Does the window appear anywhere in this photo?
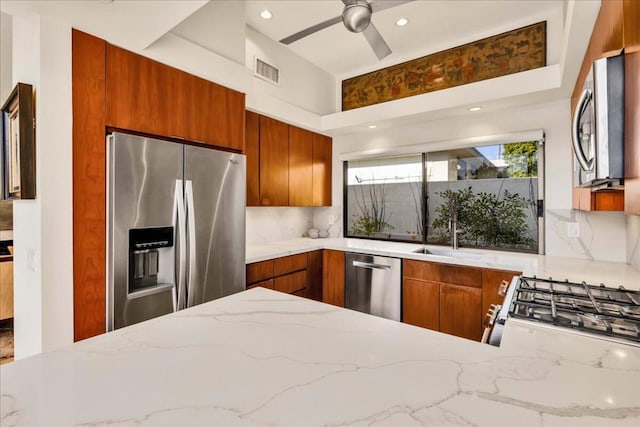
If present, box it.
[344,141,542,253]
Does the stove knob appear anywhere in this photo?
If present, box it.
[498,280,510,296]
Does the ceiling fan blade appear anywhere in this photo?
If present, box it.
[370,0,415,14]
[279,15,344,45]
[362,22,392,59]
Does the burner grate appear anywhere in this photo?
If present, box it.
[509,276,640,343]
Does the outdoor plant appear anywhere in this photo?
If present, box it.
[432,186,535,250]
[349,183,394,236]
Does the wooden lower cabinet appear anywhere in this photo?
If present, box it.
[403,259,520,342]
[439,284,482,341]
[402,278,439,331]
[307,250,323,301]
[247,278,274,290]
[322,250,345,307]
[274,270,307,294]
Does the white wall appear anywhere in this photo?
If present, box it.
[245,26,336,116]
[0,12,12,103]
[11,15,73,359]
[329,99,629,263]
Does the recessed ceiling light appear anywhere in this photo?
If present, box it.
[395,18,409,27]
[368,125,377,129]
[468,106,483,112]
[260,10,273,19]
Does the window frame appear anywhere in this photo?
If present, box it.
[343,140,545,254]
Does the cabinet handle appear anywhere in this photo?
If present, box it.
[352,261,391,270]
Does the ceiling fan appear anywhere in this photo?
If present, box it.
[279,0,414,60]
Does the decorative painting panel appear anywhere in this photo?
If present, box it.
[342,21,546,111]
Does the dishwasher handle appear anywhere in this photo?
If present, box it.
[352,260,392,271]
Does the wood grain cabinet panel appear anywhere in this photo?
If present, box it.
[289,126,314,206]
[184,74,245,151]
[106,44,186,138]
[274,270,307,294]
[625,50,640,215]
[246,260,274,285]
[403,278,439,331]
[72,29,107,341]
[0,261,14,320]
[307,250,323,302]
[273,253,308,276]
[312,133,332,207]
[403,260,481,288]
[247,279,274,290]
[440,283,482,341]
[259,116,289,206]
[323,250,345,307]
[245,111,260,206]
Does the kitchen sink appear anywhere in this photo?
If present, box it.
[412,247,483,260]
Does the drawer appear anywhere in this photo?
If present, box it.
[292,287,308,298]
[273,253,307,276]
[404,259,482,288]
[274,270,307,294]
[247,260,274,284]
[246,278,274,290]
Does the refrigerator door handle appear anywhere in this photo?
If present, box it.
[175,180,187,311]
[185,180,197,307]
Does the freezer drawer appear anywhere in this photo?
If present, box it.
[345,253,401,321]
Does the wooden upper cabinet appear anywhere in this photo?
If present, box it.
[106,44,244,151]
[245,111,260,206]
[184,74,245,151]
[259,116,289,206]
[312,133,332,207]
[289,126,314,206]
[106,44,186,138]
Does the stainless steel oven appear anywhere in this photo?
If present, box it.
[345,253,401,321]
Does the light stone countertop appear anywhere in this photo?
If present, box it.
[247,238,640,289]
[1,287,638,426]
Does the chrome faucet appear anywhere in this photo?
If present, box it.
[448,198,464,250]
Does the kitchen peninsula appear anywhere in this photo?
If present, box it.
[1,287,638,426]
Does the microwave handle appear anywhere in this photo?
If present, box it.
[571,88,594,172]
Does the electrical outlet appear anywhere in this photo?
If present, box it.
[328,215,335,225]
[567,222,580,238]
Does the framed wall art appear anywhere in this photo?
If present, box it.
[1,82,35,199]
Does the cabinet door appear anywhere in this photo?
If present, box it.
[307,250,323,302]
[246,259,274,285]
[312,133,332,207]
[625,50,640,215]
[106,44,187,139]
[247,279,274,290]
[440,283,482,341]
[402,278,439,331]
[259,116,289,206]
[185,74,245,151]
[245,111,260,206]
[274,270,307,294]
[289,126,313,206]
[323,250,345,307]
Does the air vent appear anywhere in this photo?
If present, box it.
[254,57,280,85]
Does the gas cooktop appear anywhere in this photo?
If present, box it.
[508,276,640,345]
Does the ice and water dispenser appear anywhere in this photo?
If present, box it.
[128,227,174,293]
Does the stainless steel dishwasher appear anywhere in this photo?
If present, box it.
[344,253,402,321]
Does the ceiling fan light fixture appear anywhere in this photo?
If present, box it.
[342,0,372,33]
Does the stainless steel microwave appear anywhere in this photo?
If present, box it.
[571,53,624,187]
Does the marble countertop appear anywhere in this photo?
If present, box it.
[1,288,638,426]
[247,238,640,289]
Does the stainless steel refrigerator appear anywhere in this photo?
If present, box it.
[107,132,246,331]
